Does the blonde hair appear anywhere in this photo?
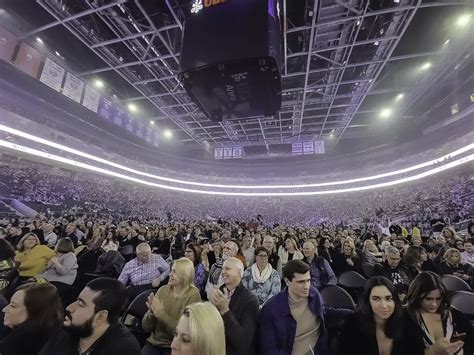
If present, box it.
[172,258,195,288]
[441,227,457,240]
[17,232,40,252]
[443,248,461,265]
[285,237,300,251]
[342,239,357,258]
[182,302,225,355]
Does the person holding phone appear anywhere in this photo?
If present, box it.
[403,271,473,355]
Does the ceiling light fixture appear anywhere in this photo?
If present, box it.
[127,103,138,113]
[379,108,392,118]
[93,79,104,89]
[36,37,43,44]
[164,129,173,139]
[150,120,155,125]
[456,14,472,27]
[55,51,61,57]
[420,62,432,71]
[395,93,405,102]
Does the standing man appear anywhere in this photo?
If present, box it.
[259,260,351,355]
[209,257,259,355]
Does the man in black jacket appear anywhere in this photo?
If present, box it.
[208,257,259,355]
[39,278,140,355]
[375,246,410,300]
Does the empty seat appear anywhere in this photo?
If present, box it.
[338,271,367,289]
[362,262,376,277]
[121,289,153,347]
[320,285,356,310]
[441,274,472,293]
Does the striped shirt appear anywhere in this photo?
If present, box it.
[118,254,170,286]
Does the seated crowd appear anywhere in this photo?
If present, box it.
[0,210,473,355]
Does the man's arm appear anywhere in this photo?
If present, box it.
[156,255,170,282]
[259,303,283,354]
[118,261,131,285]
[324,259,337,285]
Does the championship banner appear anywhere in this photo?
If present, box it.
[214,147,224,159]
[62,72,84,103]
[98,96,113,121]
[232,146,242,158]
[223,147,233,159]
[112,105,126,126]
[303,141,314,155]
[314,140,325,154]
[292,142,303,155]
[82,85,100,112]
[0,27,18,62]
[39,57,65,92]
[14,42,43,78]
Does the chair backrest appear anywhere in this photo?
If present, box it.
[441,274,472,293]
[120,244,135,256]
[338,271,367,289]
[362,263,376,277]
[450,291,474,316]
[122,289,152,322]
[320,285,356,310]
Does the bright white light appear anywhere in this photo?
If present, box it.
[191,0,203,14]
[456,14,472,27]
[164,130,173,139]
[128,103,138,113]
[443,39,450,46]
[36,37,43,44]
[395,93,405,102]
[93,80,104,89]
[374,41,380,46]
[356,20,361,26]
[150,120,155,125]
[0,124,472,190]
[55,51,60,57]
[0,139,471,196]
[420,62,432,71]
[380,108,392,118]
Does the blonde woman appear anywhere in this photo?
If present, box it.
[15,232,54,279]
[362,239,383,266]
[142,258,201,355]
[277,237,303,275]
[439,248,473,283]
[333,239,364,276]
[171,302,225,355]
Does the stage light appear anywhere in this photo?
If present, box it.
[164,130,173,139]
[420,62,432,71]
[380,108,392,118]
[0,124,472,190]
[128,103,138,113]
[443,39,450,46]
[36,37,43,44]
[0,139,472,196]
[55,51,61,57]
[150,120,155,125]
[93,80,104,89]
[456,14,472,27]
[395,93,404,102]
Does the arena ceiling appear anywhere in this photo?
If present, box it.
[1,0,473,157]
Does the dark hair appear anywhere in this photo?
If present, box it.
[254,246,269,257]
[56,238,74,253]
[405,271,449,320]
[283,260,310,281]
[186,242,202,266]
[0,239,16,259]
[16,283,63,331]
[403,246,426,267]
[86,278,128,324]
[357,276,403,339]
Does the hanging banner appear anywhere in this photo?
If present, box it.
[223,147,233,159]
[214,147,224,159]
[14,42,42,78]
[292,142,303,155]
[232,146,242,158]
[62,72,84,103]
[82,85,100,112]
[112,105,126,126]
[303,141,314,155]
[98,96,113,121]
[314,140,325,154]
[0,27,18,62]
[39,57,65,92]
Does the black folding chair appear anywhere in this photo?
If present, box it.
[320,285,356,310]
[338,271,367,303]
[441,274,472,293]
[362,262,376,278]
[450,291,474,327]
[121,289,152,347]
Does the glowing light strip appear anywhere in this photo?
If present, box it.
[1,125,472,189]
[1,139,472,196]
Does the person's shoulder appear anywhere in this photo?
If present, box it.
[102,324,141,354]
[261,289,285,310]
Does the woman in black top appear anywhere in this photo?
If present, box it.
[0,283,63,355]
[341,276,405,355]
[318,236,336,265]
[403,271,473,355]
[332,239,365,276]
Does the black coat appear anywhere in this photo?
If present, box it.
[340,313,406,355]
[0,324,58,355]
[39,323,140,355]
[402,309,473,355]
[220,283,259,355]
[332,253,364,276]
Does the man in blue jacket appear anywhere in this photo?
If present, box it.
[259,259,351,355]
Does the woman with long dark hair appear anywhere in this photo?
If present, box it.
[0,283,63,355]
[340,276,405,355]
[403,271,473,355]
